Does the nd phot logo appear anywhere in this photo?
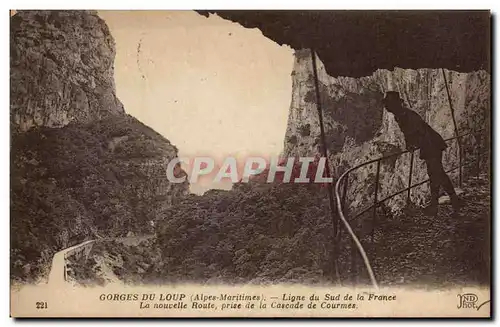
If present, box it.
[457,293,490,311]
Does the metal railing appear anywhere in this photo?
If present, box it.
[333,128,488,288]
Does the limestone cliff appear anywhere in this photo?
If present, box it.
[10,10,188,282]
[10,10,124,132]
[283,49,490,212]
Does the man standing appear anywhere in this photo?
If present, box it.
[382,91,460,216]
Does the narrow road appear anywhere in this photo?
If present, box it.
[46,235,155,286]
[46,240,95,286]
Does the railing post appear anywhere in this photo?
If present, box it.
[442,69,462,187]
[476,132,481,178]
[371,160,381,243]
[342,174,349,213]
[342,174,349,209]
[407,150,415,206]
[458,137,463,187]
[310,49,340,283]
[334,129,480,289]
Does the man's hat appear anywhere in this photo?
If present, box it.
[383,91,402,104]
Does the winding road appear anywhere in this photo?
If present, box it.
[46,234,155,286]
[46,240,95,286]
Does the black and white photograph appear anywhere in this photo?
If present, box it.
[9,9,491,318]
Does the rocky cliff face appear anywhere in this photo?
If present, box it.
[284,49,490,212]
[10,10,188,282]
[10,10,124,132]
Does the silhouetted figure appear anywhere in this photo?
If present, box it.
[383,91,460,216]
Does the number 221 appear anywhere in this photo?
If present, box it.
[35,302,47,309]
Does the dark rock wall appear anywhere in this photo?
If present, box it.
[284,49,490,211]
[10,10,124,132]
[10,10,188,282]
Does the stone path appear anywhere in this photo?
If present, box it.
[367,174,491,288]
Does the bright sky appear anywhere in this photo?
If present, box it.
[98,10,294,194]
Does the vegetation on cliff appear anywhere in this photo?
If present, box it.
[151,183,338,284]
[11,115,188,282]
